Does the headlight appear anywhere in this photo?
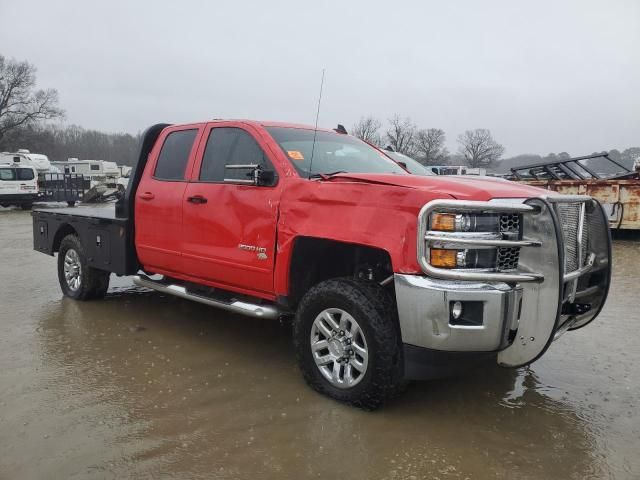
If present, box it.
[430,247,497,269]
[428,212,521,270]
[430,212,501,233]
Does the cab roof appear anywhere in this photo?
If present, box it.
[210,119,336,133]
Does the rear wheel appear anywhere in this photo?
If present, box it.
[20,203,33,210]
[57,234,110,300]
[293,278,403,410]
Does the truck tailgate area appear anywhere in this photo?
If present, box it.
[32,205,134,275]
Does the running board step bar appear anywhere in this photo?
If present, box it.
[132,275,282,319]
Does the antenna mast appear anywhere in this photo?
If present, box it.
[308,68,325,178]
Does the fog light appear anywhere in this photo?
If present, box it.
[451,301,463,320]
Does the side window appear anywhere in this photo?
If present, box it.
[90,164,100,171]
[154,129,198,180]
[17,168,35,180]
[0,169,15,181]
[199,127,271,182]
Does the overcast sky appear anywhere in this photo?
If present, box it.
[1,0,638,156]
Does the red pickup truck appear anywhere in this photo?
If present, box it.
[32,120,611,409]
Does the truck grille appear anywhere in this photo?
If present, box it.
[497,213,521,271]
[555,202,588,273]
[499,213,520,233]
[497,247,520,270]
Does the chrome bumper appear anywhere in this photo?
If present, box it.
[396,196,611,368]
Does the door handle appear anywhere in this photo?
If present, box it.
[139,192,155,200]
[187,195,208,204]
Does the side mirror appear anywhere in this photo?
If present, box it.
[224,164,276,186]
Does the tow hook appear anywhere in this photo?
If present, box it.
[561,302,592,316]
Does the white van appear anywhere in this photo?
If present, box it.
[0,164,39,209]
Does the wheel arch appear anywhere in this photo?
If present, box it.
[286,236,395,308]
[52,223,78,253]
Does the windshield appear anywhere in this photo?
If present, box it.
[266,127,407,177]
[383,151,434,176]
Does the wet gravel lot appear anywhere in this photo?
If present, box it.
[1,208,639,479]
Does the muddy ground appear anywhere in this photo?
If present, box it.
[0,208,638,479]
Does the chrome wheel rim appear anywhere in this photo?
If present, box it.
[310,308,369,389]
[63,249,82,291]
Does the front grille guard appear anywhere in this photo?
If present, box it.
[417,196,611,368]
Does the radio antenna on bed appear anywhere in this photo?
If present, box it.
[308,68,325,179]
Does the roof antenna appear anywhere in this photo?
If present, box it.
[308,68,325,179]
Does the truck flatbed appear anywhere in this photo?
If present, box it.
[32,204,133,276]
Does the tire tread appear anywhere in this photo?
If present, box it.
[293,277,402,410]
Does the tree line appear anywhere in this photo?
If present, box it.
[352,115,640,172]
[0,123,141,165]
[352,115,504,168]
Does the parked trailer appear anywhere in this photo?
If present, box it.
[510,153,640,230]
[1,151,90,206]
[50,159,120,188]
[39,173,90,206]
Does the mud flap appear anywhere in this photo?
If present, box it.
[497,198,564,368]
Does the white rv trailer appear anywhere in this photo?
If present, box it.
[0,150,53,173]
[50,159,121,187]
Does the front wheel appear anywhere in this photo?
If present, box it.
[293,278,403,410]
[57,234,110,300]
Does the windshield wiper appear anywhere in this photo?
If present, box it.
[308,171,347,180]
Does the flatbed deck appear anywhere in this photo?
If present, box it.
[34,204,119,219]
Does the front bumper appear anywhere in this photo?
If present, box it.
[395,275,522,352]
[396,196,611,372]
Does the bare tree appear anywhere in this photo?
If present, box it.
[385,115,416,155]
[0,55,64,142]
[457,129,504,168]
[351,116,382,145]
[414,128,449,165]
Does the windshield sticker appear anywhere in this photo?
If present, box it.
[287,150,304,161]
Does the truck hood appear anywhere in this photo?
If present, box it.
[319,173,551,201]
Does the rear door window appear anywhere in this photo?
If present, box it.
[154,129,198,180]
[199,127,270,182]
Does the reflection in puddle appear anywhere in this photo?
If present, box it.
[26,286,607,478]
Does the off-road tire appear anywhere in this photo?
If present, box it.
[293,278,403,410]
[57,234,110,300]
